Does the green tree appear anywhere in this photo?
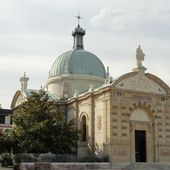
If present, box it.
[0,129,15,153]
[11,90,78,154]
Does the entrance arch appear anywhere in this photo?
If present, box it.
[130,109,154,162]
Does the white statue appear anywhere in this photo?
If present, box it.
[74,90,79,97]
[89,84,94,92]
[136,45,145,68]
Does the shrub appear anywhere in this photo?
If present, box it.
[38,153,56,162]
[0,152,13,167]
[14,153,37,164]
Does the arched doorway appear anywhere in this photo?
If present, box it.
[77,113,89,158]
[130,109,154,162]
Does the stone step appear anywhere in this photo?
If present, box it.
[20,162,170,170]
[123,163,170,170]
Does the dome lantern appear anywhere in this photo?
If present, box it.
[72,13,85,50]
[72,25,85,50]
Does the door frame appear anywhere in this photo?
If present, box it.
[135,130,147,162]
[130,121,154,162]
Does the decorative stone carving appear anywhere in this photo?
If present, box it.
[97,114,102,131]
[136,45,145,68]
[74,90,79,97]
[105,76,113,85]
[133,45,147,72]
[89,84,94,92]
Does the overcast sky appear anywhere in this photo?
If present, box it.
[0,0,170,108]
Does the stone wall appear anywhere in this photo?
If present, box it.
[20,162,170,170]
[20,162,112,170]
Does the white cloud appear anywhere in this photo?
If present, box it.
[90,8,170,38]
[90,9,142,32]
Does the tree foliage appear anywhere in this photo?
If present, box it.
[0,90,78,154]
[0,129,16,153]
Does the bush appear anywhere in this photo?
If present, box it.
[14,153,77,163]
[13,164,20,170]
[78,155,109,162]
[38,153,56,162]
[14,153,37,164]
[0,152,13,167]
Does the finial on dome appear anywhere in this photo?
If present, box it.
[72,12,85,50]
[75,10,82,27]
[24,71,26,78]
[106,66,110,78]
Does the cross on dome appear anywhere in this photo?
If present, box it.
[72,11,85,50]
[75,11,82,26]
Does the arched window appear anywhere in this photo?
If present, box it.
[82,116,87,142]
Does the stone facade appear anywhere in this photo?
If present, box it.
[11,65,170,162]
[67,67,170,162]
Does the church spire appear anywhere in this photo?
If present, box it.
[72,13,85,50]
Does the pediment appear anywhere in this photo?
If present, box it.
[15,94,26,107]
[11,91,27,109]
[11,89,57,109]
[112,71,170,94]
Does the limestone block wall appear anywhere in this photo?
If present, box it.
[154,96,170,162]
[93,91,112,157]
[110,88,170,162]
[110,90,131,162]
[94,99,104,156]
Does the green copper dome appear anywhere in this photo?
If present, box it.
[49,49,106,78]
[49,24,106,79]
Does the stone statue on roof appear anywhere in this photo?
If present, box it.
[136,45,145,68]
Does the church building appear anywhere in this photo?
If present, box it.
[11,22,170,162]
